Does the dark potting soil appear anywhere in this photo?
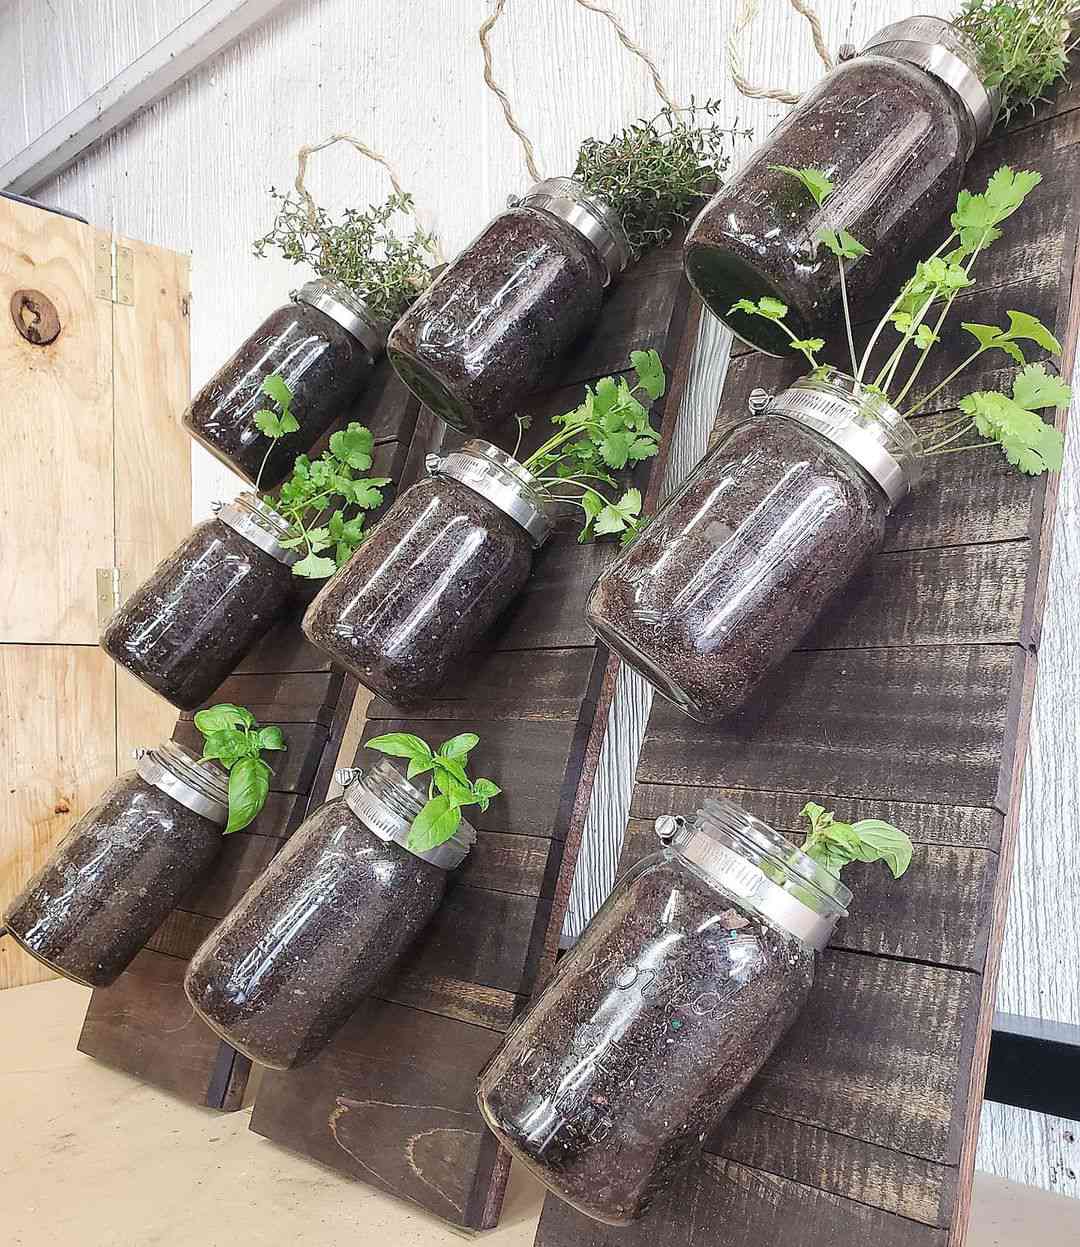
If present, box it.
[101,517,294,711]
[684,56,975,354]
[388,206,606,434]
[184,797,447,1070]
[303,476,534,705]
[182,301,375,488]
[477,853,815,1224]
[3,772,221,988]
[586,417,886,723]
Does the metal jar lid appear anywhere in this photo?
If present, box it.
[518,176,631,286]
[762,380,917,511]
[425,439,553,547]
[216,492,299,566]
[862,15,998,144]
[335,759,477,870]
[292,278,388,361]
[655,799,850,953]
[135,742,230,826]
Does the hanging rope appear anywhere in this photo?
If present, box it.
[728,0,833,105]
[479,0,544,182]
[293,132,444,263]
[571,0,680,111]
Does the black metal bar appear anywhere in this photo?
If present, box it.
[985,1011,1080,1122]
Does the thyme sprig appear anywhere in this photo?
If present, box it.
[254,189,438,323]
[731,165,1069,476]
[575,102,750,261]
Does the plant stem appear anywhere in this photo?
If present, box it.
[902,348,986,419]
[917,422,977,456]
[920,440,996,458]
[837,257,858,378]
[254,438,277,493]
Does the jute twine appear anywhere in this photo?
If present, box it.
[728,0,833,105]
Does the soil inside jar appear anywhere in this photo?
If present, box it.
[685,56,974,354]
[586,416,886,723]
[478,856,814,1224]
[183,301,374,488]
[303,476,533,705]
[101,517,294,711]
[388,207,605,434]
[184,798,447,1069]
[3,773,221,987]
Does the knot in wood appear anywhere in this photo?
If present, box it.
[10,288,61,346]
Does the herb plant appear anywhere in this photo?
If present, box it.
[194,703,286,834]
[575,103,750,260]
[365,732,501,852]
[731,165,1069,476]
[254,373,390,579]
[953,0,1073,123]
[516,349,666,544]
[254,190,438,323]
[799,802,913,879]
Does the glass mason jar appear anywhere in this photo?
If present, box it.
[101,493,298,711]
[684,17,995,354]
[2,744,227,987]
[184,759,475,1069]
[303,440,551,704]
[388,177,629,433]
[478,797,849,1224]
[182,279,386,488]
[586,369,920,722]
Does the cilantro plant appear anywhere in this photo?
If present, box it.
[516,349,666,544]
[953,0,1073,123]
[575,104,750,260]
[194,703,286,834]
[254,190,438,323]
[798,802,913,879]
[365,732,500,852]
[731,165,1069,477]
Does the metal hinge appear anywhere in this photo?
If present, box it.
[94,236,134,306]
[96,567,122,628]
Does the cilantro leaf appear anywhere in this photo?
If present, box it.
[769,164,834,207]
[1012,362,1071,411]
[261,373,294,410]
[1004,310,1061,356]
[329,423,375,471]
[292,550,338,578]
[631,348,666,399]
[816,227,868,260]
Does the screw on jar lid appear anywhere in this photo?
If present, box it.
[425,439,553,547]
[217,492,300,566]
[337,758,476,870]
[518,176,631,286]
[135,741,230,826]
[766,369,922,511]
[657,797,850,952]
[292,278,389,361]
[861,15,998,144]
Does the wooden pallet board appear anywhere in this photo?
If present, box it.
[533,76,1080,1247]
[75,360,420,1108]
[247,237,702,1228]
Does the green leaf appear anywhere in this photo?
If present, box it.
[261,373,294,410]
[599,430,633,470]
[291,550,337,579]
[630,348,666,399]
[193,703,254,733]
[433,766,474,806]
[628,435,659,461]
[580,490,605,521]
[798,803,913,879]
[1004,310,1061,356]
[757,296,789,321]
[279,412,300,434]
[471,777,502,813]
[789,337,825,354]
[913,325,939,351]
[769,164,834,207]
[366,733,434,764]
[225,757,271,834]
[329,423,375,471]
[816,227,867,261]
[257,725,286,752]
[960,389,1064,475]
[594,504,629,535]
[961,322,1027,364]
[614,487,642,521]
[407,795,463,852]
[1012,363,1071,411]
[438,733,479,761]
[253,408,285,438]
[848,819,914,879]
[199,728,250,770]
[350,478,390,510]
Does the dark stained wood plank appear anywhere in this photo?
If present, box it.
[234,612,331,674]
[377,970,524,1031]
[185,670,342,724]
[172,719,328,794]
[457,830,561,897]
[181,831,278,918]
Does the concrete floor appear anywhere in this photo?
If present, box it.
[2,978,1077,1247]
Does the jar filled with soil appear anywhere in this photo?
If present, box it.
[478,797,849,1224]
[101,493,298,711]
[184,759,475,1069]
[182,279,385,487]
[303,440,551,705]
[585,368,920,722]
[2,744,227,987]
[388,177,629,434]
[684,17,995,354]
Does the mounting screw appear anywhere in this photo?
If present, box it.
[425,453,443,475]
[334,767,362,788]
[654,814,684,843]
[747,388,771,415]
[210,500,224,514]
[838,43,857,61]
[506,194,521,208]
[131,748,147,760]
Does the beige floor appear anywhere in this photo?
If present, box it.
[2,979,1078,1247]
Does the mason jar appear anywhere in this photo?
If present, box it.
[182,279,386,487]
[388,177,629,433]
[684,17,995,354]
[478,798,849,1224]
[101,493,298,711]
[3,744,227,987]
[184,759,475,1069]
[303,440,551,705]
[586,369,920,722]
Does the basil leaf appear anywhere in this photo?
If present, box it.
[438,733,479,762]
[848,820,914,878]
[193,703,252,733]
[407,795,462,852]
[225,757,271,834]
[366,733,434,765]
[257,726,286,752]
[433,766,474,807]
[200,728,250,769]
